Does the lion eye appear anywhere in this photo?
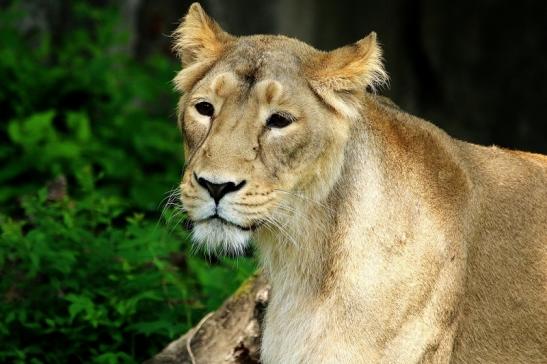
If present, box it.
[266,113,293,128]
[195,102,214,117]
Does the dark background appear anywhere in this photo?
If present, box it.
[134,0,547,152]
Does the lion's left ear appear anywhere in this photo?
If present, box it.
[306,33,388,119]
[172,3,233,67]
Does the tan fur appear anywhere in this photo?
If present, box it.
[173,4,547,363]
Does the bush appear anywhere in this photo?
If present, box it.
[0,181,255,363]
[0,2,255,363]
[0,1,179,211]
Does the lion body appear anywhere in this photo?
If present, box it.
[174,4,547,362]
[258,95,547,363]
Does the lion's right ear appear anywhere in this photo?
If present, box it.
[172,3,233,67]
[305,33,388,120]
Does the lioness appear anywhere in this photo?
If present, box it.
[173,3,547,363]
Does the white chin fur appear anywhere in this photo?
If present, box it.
[191,219,251,255]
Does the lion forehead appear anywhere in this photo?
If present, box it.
[221,36,310,82]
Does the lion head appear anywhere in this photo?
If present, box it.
[173,3,387,254]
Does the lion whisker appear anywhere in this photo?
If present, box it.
[273,189,335,214]
[262,214,298,249]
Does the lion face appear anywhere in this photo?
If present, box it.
[179,47,349,253]
[173,4,386,253]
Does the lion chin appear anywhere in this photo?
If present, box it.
[190,219,251,255]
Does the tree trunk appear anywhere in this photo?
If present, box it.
[145,273,270,364]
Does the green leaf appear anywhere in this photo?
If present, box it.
[7,111,56,146]
[66,294,95,322]
[66,112,92,142]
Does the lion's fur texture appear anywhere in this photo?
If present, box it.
[173,4,547,363]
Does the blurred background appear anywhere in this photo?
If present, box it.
[0,0,545,363]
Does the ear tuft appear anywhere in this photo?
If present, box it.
[353,32,389,92]
[172,3,233,67]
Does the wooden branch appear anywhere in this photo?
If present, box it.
[145,273,270,364]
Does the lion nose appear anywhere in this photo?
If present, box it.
[195,173,246,204]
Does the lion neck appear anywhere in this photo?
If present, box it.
[254,108,384,300]
[255,202,335,296]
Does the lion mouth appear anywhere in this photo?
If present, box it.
[193,214,262,232]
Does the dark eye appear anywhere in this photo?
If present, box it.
[195,101,214,117]
[266,113,293,128]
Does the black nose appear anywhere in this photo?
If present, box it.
[195,173,246,203]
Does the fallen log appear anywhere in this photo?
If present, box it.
[145,273,270,364]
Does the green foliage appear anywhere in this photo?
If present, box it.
[0,2,255,363]
[0,1,181,211]
[0,185,255,363]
